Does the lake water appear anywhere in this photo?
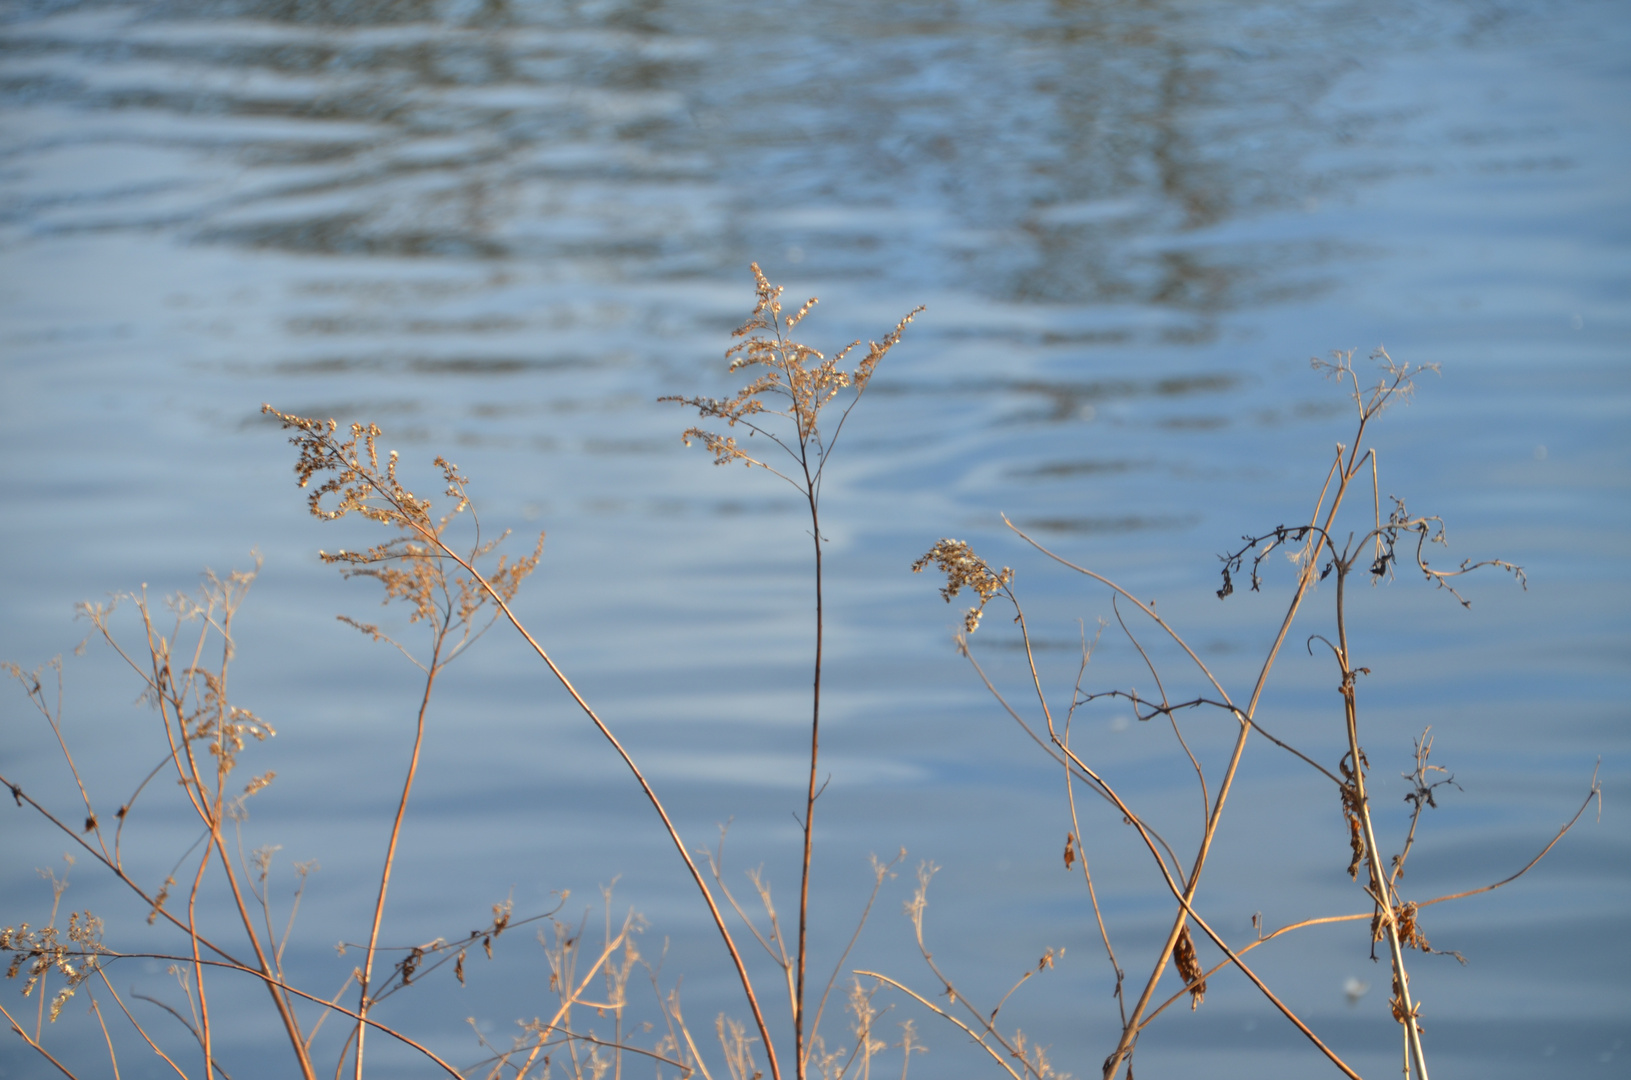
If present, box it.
[1,1,1627,1077]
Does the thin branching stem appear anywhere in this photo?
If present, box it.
[659,266,919,1080]
[354,625,446,1080]
[0,998,82,1080]
[851,973,1025,1080]
[1332,552,1429,1079]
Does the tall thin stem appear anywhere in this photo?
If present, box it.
[187,832,215,1079]
[354,627,445,1079]
[1335,559,1429,1079]
[152,592,317,1080]
[438,548,783,1080]
[795,475,822,1080]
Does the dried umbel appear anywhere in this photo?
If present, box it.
[911,540,1014,633]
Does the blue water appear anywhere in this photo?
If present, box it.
[2,1,1627,1077]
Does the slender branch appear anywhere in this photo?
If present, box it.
[469,1026,690,1073]
[1075,689,1342,786]
[851,974,1025,1080]
[355,627,445,1080]
[1112,599,1208,823]
[0,774,248,971]
[958,643,1188,882]
[1043,708,1363,1080]
[96,973,192,1080]
[794,464,823,1080]
[89,995,122,1080]
[1417,773,1600,909]
[131,992,233,1080]
[805,851,905,1069]
[0,998,82,1080]
[703,839,787,967]
[184,829,215,1080]
[1141,912,1373,1028]
[1062,657,1126,1029]
[1333,556,1429,1080]
[1022,395,1367,1080]
[73,953,464,1077]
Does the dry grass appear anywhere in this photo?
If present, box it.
[1,276,1598,1080]
[907,349,1598,1080]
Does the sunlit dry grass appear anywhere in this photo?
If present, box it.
[1,277,1599,1080]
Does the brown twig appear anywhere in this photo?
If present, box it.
[0,997,82,1079]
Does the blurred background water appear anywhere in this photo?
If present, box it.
[1,1,1627,1077]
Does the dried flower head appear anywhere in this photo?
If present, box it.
[1339,750,1369,881]
[1,911,105,1022]
[911,539,1014,632]
[1311,346,1439,419]
[1174,922,1207,1009]
[662,263,921,485]
[263,406,545,660]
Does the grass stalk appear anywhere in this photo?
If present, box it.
[354,634,443,1080]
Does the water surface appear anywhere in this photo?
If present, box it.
[2,1,1627,1077]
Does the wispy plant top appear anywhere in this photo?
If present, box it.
[262,406,542,656]
[912,540,1014,633]
[662,263,922,491]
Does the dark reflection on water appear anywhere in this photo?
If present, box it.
[2,0,1627,1078]
[3,0,1434,317]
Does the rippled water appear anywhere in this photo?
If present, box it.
[2,1,1627,1077]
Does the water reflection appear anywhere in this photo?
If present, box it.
[2,0,1428,324]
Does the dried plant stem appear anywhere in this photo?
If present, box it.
[954,643,1187,880]
[661,267,919,1080]
[31,662,112,866]
[987,361,1429,1078]
[157,617,318,1080]
[88,951,466,1076]
[265,408,784,1080]
[1417,778,1599,908]
[1137,766,1600,1034]
[408,546,781,1080]
[1061,721,1125,1028]
[354,636,444,1080]
[795,472,823,1080]
[1334,563,1429,1079]
[186,841,215,1078]
[89,995,121,1080]
[0,774,252,976]
[1010,424,1368,1079]
[96,971,191,1080]
[73,574,319,1080]
[1142,912,1370,1026]
[851,972,1025,1080]
[1033,668,1362,1079]
[0,999,79,1080]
